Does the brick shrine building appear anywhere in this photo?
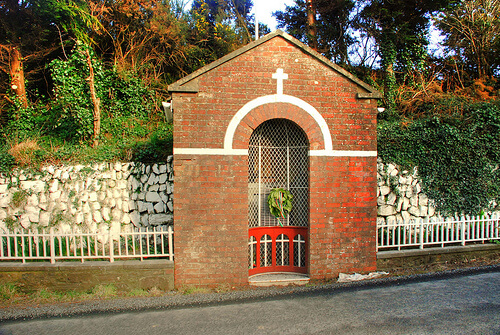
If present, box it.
[168,30,382,287]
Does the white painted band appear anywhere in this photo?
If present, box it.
[309,150,377,157]
[223,94,333,151]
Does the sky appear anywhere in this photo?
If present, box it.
[253,0,295,31]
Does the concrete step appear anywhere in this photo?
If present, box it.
[249,272,310,287]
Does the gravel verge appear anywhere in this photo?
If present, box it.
[1,263,499,323]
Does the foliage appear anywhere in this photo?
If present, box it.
[275,0,355,64]
[435,0,500,81]
[378,100,500,215]
[354,0,451,110]
[267,188,294,219]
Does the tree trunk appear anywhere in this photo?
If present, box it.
[306,0,318,51]
[85,49,101,148]
[9,46,28,109]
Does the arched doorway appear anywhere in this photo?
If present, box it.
[248,119,309,276]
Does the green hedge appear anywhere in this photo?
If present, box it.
[378,100,500,215]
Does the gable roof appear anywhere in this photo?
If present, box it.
[168,30,382,99]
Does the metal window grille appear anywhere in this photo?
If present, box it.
[248,119,309,228]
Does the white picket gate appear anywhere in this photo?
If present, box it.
[0,226,173,263]
[377,214,500,251]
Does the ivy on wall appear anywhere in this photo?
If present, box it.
[378,100,500,216]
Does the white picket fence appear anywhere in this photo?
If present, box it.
[0,226,173,263]
[377,214,500,251]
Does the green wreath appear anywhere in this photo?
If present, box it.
[267,188,293,227]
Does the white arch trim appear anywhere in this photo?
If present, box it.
[174,94,377,157]
[223,94,333,151]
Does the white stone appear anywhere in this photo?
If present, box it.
[408,206,421,217]
[141,214,149,226]
[93,211,103,223]
[61,171,70,180]
[160,165,167,174]
[138,201,149,213]
[121,212,131,224]
[82,202,91,214]
[386,193,397,206]
[0,184,7,193]
[419,206,428,217]
[410,195,419,207]
[19,215,30,229]
[152,164,160,174]
[116,171,123,180]
[154,202,164,213]
[102,207,111,221]
[89,192,98,202]
[415,183,422,194]
[396,197,404,212]
[376,217,385,226]
[84,213,93,226]
[27,208,40,223]
[401,211,411,222]
[147,203,155,214]
[140,174,148,183]
[377,196,386,206]
[116,180,127,189]
[159,184,167,192]
[419,193,428,206]
[108,180,116,188]
[130,211,141,226]
[20,180,45,193]
[166,201,173,212]
[114,162,122,172]
[428,205,436,217]
[378,205,396,216]
[27,194,39,207]
[167,183,173,195]
[49,180,59,193]
[168,173,174,182]
[0,194,10,208]
[148,184,159,192]
[405,187,413,198]
[158,173,168,184]
[149,214,173,226]
[39,211,51,226]
[50,190,61,201]
[379,186,391,196]
[402,198,410,211]
[147,174,157,186]
[160,193,169,204]
[146,192,162,202]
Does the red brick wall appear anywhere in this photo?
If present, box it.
[173,35,378,287]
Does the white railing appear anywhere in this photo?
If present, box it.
[0,226,173,263]
[377,214,500,251]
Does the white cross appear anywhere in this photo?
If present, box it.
[272,68,288,95]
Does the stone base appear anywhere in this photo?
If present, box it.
[0,260,174,293]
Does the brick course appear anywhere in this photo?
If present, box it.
[170,31,380,287]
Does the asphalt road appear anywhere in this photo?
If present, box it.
[1,269,499,335]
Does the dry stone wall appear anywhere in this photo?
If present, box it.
[1,156,486,233]
[377,159,437,225]
[0,157,174,233]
